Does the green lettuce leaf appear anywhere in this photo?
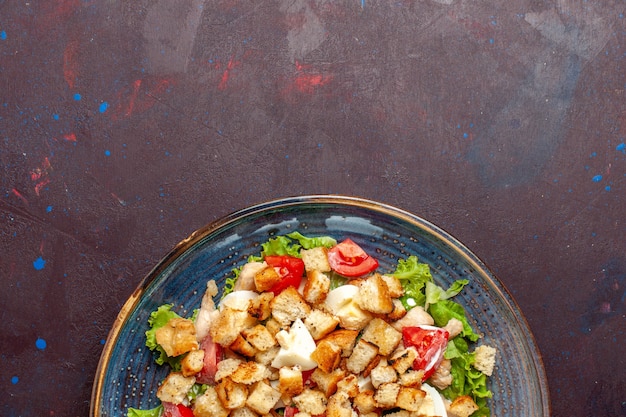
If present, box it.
[261,235,302,257]
[187,383,208,401]
[286,231,337,249]
[391,256,433,309]
[145,304,183,370]
[127,405,162,417]
[425,279,469,305]
[428,299,480,342]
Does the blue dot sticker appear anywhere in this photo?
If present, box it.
[592,174,603,182]
[0,31,7,41]
[35,338,47,350]
[11,376,19,384]
[99,102,108,113]
[73,93,82,101]
[33,257,46,270]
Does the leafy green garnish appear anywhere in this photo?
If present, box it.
[286,231,337,249]
[440,352,492,416]
[429,299,480,342]
[145,304,183,370]
[188,383,208,401]
[391,255,433,309]
[127,405,162,417]
[425,279,468,305]
[262,235,302,257]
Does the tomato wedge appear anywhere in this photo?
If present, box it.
[264,255,305,294]
[402,325,449,381]
[162,402,194,417]
[327,238,379,277]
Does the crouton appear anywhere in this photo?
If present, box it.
[230,334,258,357]
[354,390,378,414]
[248,291,274,321]
[304,309,339,340]
[155,318,199,357]
[389,346,418,375]
[230,361,270,384]
[254,265,282,292]
[383,411,410,417]
[320,329,359,357]
[264,317,283,336]
[270,286,311,326]
[326,391,352,417]
[156,372,196,404]
[215,378,249,409]
[254,345,280,366]
[310,367,347,397]
[370,359,398,388]
[473,345,497,376]
[242,324,277,352]
[374,382,400,408]
[311,339,342,373]
[346,339,379,374]
[336,374,359,397]
[388,299,407,321]
[398,370,424,387]
[448,395,480,417]
[181,349,205,377]
[237,261,268,291]
[361,318,403,356]
[210,306,257,347]
[293,388,328,415]
[301,247,332,272]
[303,270,331,305]
[278,365,304,398]
[230,407,259,417]
[193,386,229,417]
[380,274,404,298]
[246,381,282,415]
[214,358,243,382]
[356,274,394,315]
[395,386,426,412]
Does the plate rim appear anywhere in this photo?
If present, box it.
[90,194,551,416]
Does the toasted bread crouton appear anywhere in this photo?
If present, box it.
[449,395,480,417]
[389,346,418,375]
[230,361,270,384]
[346,339,379,374]
[210,307,257,347]
[254,265,282,292]
[293,413,312,417]
[388,299,407,321]
[374,382,400,408]
[230,407,259,417]
[354,390,378,414]
[230,334,258,357]
[311,339,342,373]
[194,386,229,417]
[310,367,347,397]
[473,345,497,376]
[356,274,394,315]
[156,372,196,404]
[278,365,304,399]
[336,374,359,398]
[326,391,352,417]
[301,247,332,272]
[181,349,205,377]
[380,274,404,298]
[215,358,243,382]
[293,388,328,415]
[248,291,274,321]
[361,318,403,356]
[246,381,282,415]
[264,317,284,336]
[395,386,426,412]
[321,329,359,357]
[216,378,249,409]
[155,318,199,357]
[242,324,277,352]
[303,270,331,305]
[254,345,280,366]
[237,261,268,291]
[398,370,424,387]
[304,309,339,340]
[370,359,398,388]
[383,411,410,417]
[270,286,312,326]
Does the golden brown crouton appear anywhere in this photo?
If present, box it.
[326,391,352,417]
[155,318,199,357]
[321,329,359,357]
[380,274,404,298]
[361,318,403,356]
[356,274,394,315]
[254,345,280,367]
[210,307,257,347]
[230,334,258,357]
[374,382,400,409]
[245,381,282,415]
[336,374,359,398]
[215,378,249,409]
[310,367,347,397]
[248,291,274,321]
[230,407,259,417]
[370,359,398,388]
[388,299,407,321]
[311,339,342,373]
[449,395,480,417]
[301,247,332,272]
[304,309,339,340]
[278,365,304,398]
[389,346,418,375]
[395,386,426,412]
[254,266,282,292]
[354,390,378,414]
[293,388,328,415]
[193,386,229,417]
[181,349,205,377]
[229,361,270,384]
[214,358,244,382]
[303,270,331,304]
[270,286,312,326]
[346,339,379,374]
[242,324,277,352]
[398,370,424,387]
[156,372,196,404]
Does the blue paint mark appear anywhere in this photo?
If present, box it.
[592,174,603,182]
[605,185,611,191]
[98,102,108,113]
[616,142,625,153]
[33,257,46,270]
[73,93,82,101]
[46,205,53,213]
[11,376,18,384]
[0,31,6,40]
[104,149,111,156]
[100,339,106,345]
[35,338,47,350]
[53,114,59,120]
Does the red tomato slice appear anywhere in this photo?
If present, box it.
[402,325,449,381]
[264,255,305,294]
[162,402,194,417]
[327,239,379,277]
[284,406,299,417]
[195,334,222,385]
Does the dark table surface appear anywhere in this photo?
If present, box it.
[1,1,625,416]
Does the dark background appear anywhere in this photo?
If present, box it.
[1,1,624,416]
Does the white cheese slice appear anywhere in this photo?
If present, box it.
[271,318,317,370]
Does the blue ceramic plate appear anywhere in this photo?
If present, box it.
[90,195,550,416]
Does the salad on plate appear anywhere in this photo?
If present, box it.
[129,232,496,417]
